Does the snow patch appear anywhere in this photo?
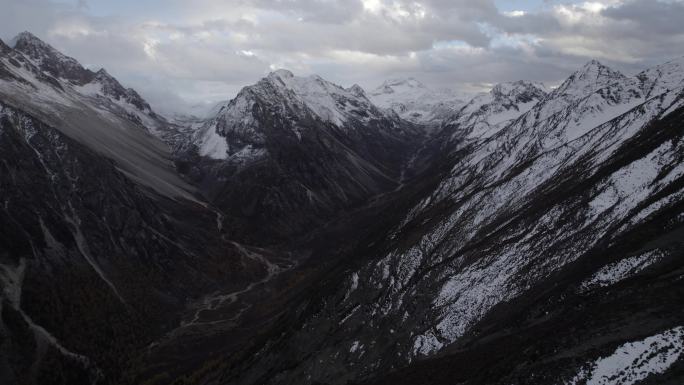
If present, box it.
[580,249,665,292]
[567,326,684,385]
[197,123,229,159]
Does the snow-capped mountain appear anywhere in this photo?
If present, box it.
[370,77,466,125]
[182,69,424,240]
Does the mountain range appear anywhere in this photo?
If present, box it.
[0,32,682,385]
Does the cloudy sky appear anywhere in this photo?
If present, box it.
[1,0,682,114]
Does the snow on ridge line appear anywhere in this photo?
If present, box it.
[262,68,382,126]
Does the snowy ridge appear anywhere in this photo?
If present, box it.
[637,56,684,98]
[552,60,628,101]
[265,69,387,126]
[446,80,547,139]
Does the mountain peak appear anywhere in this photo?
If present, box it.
[488,81,547,107]
[10,31,92,84]
[10,31,43,48]
[93,68,119,84]
[583,58,603,67]
[269,68,295,80]
[577,59,622,77]
[491,80,545,98]
[377,77,426,92]
[348,84,367,98]
[393,77,424,86]
[553,59,627,98]
[10,31,61,57]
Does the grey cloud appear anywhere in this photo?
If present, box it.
[492,11,561,35]
[602,0,684,35]
[243,0,365,24]
[0,0,72,39]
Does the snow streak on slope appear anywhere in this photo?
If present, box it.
[0,259,101,383]
[567,326,684,385]
[579,249,665,292]
[63,203,126,304]
[197,121,230,159]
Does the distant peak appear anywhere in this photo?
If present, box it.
[92,68,128,91]
[95,68,115,80]
[575,59,624,79]
[584,58,602,66]
[491,80,546,99]
[372,77,429,97]
[381,77,426,89]
[348,84,366,97]
[10,31,46,49]
[269,69,295,80]
[9,30,79,66]
[552,59,627,98]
